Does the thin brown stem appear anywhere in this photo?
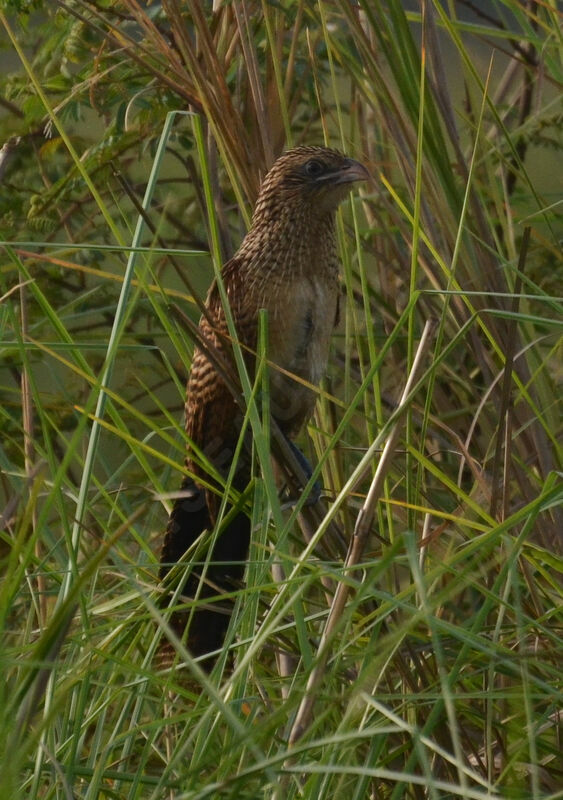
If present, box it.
[287,318,437,747]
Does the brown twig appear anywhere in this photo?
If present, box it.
[113,168,213,324]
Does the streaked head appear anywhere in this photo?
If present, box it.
[253,145,369,222]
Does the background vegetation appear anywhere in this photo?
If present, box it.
[0,0,561,798]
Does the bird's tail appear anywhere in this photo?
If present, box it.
[159,475,250,668]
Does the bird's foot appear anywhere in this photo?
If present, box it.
[279,440,322,508]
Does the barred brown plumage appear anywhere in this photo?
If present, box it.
[159,146,368,668]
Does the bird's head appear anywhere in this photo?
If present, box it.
[252,146,369,226]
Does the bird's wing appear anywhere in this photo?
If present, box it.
[184,257,258,512]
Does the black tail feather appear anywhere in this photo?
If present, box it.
[159,476,250,666]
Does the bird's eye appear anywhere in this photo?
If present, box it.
[304,159,325,177]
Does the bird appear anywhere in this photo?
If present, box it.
[159,145,368,668]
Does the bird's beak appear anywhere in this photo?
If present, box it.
[321,158,370,186]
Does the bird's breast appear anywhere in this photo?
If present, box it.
[269,275,337,371]
[263,273,339,433]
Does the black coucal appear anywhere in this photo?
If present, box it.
[159,145,368,666]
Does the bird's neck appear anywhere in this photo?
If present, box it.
[237,208,338,281]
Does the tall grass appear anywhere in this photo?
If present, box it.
[0,1,561,798]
